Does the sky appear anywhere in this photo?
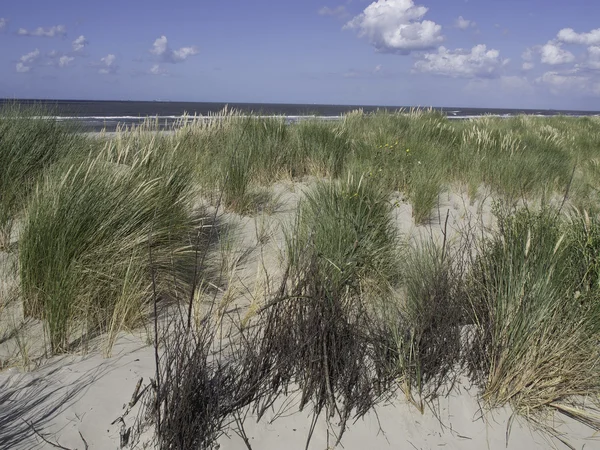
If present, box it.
[1,0,599,110]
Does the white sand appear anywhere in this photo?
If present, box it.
[1,339,596,449]
[1,184,599,449]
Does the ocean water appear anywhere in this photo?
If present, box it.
[2,99,599,132]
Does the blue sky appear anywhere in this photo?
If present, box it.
[1,0,599,110]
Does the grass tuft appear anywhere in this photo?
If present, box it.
[19,150,200,353]
[0,103,88,249]
[466,206,600,425]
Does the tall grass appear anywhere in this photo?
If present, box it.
[19,146,200,353]
[388,238,465,407]
[466,206,600,428]
[288,174,399,294]
[98,111,600,219]
[251,175,400,445]
[7,109,600,445]
[0,103,88,249]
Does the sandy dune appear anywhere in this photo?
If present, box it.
[1,183,598,450]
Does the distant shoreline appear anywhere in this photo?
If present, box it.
[3,98,598,132]
[71,111,599,133]
[3,98,600,118]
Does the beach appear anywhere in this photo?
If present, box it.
[2,109,600,449]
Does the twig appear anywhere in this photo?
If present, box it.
[129,377,143,408]
[78,431,89,450]
[441,209,450,262]
[233,410,254,450]
[22,418,74,450]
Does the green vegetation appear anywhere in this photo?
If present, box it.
[19,148,200,353]
[0,103,89,249]
[466,206,600,431]
[249,175,400,443]
[1,107,600,447]
[287,174,398,296]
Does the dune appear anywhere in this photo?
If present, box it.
[1,182,598,450]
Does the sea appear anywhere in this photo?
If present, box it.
[2,99,600,132]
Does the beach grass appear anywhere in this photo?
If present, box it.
[465,206,600,428]
[248,175,400,443]
[0,103,90,249]
[18,143,201,353]
[4,106,600,446]
[389,237,466,406]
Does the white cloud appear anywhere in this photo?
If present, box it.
[149,64,169,76]
[0,18,7,31]
[455,16,475,30]
[17,25,66,37]
[16,48,40,72]
[540,41,575,65]
[344,0,443,54]
[522,62,534,71]
[150,36,198,63]
[72,35,88,52]
[58,55,74,68]
[557,28,600,46]
[584,46,600,70]
[318,6,348,18]
[374,64,382,73]
[522,48,533,62]
[413,44,508,78]
[98,54,118,74]
[536,69,600,96]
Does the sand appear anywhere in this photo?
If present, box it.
[1,182,599,450]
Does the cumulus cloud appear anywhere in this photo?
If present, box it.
[522,62,534,71]
[58,55,74,68]
[72,35,88,52]
[540,41,575,65]
[16,49,40,72]
[557,28,600,46]
[98,54,118,74]
[44,50,76,68]
[536,68,600,96]
[150,36,198,63]
[413,44,508,78]
[455,16,475,30]
[344,0,443,54]
[149,64,169,76]
[17,25,66,37]
[584,46,600,70]
[318,5,348,18]
[0,18,7,31]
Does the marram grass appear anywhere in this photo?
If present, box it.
[19,151,200,353]
[0,103,89,249]
[466,207,600,428]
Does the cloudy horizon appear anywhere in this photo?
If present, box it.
[1,0,599,110]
